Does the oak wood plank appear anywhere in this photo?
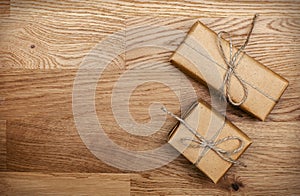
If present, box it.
[0,7,125,69]
[6,0,300,17]
[1,15,299,72]
[0,172,130,196]
[0,119,6,171]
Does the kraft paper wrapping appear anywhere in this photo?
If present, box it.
[168,100,252,183]
[170,20,289,121]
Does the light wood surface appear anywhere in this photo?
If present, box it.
[0,172,130,195]
[0,120,6,171]
[0,0,299,195]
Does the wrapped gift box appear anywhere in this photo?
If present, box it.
[167,100,252,183]
[170,20,289,120]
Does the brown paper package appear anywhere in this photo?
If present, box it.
[168,100,252,183]
[170,20,289,121]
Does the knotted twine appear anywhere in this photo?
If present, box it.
[162,106,246,167]
[218,14,258,106]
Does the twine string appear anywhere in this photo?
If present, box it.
[217,14,258,106]
[162,106,246,167]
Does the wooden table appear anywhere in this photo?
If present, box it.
[0,0,299,195]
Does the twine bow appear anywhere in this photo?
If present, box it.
[162,106,246,166]
[218,14,258,106]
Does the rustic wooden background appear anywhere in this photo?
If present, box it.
[0,0,299,195]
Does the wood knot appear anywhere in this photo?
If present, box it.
[231,182,240,191]
[219,174,245,192]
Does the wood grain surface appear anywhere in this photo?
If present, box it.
[0,120,6,171]
[0,172,130,195]
[0,0,300,195]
